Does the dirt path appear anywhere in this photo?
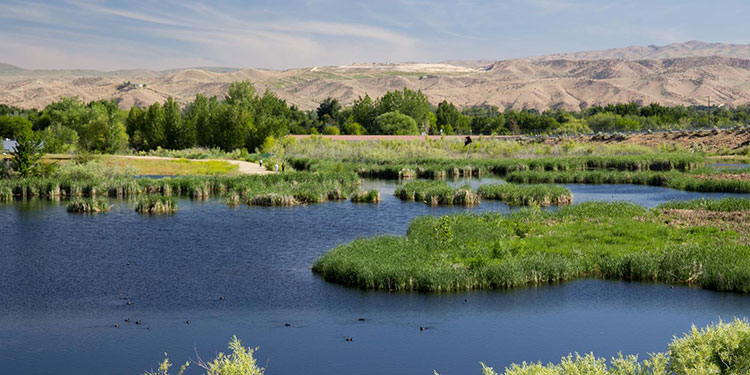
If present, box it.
[112,155,274,175]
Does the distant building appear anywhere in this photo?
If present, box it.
[2,138,17,153]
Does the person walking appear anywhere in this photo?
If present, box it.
[259,159,263,168]
[281,163,286,172]
[274,163,279,172]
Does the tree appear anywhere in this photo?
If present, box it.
[11,134,44,177]
[436,101,460,129]
[376,88,431,128]
[0,115,33,139]
[316,97,341,122]
[352,94,377,134]
[225,80,256,107]
[41,123,78,153]
[40,97,88,133]
[162,97,184,149]
[125,106,146,150]
[215,103,251,151]
[373,111,419,135]
[143,102,165,150]
[246,90,292,151]
[78,100,128,153]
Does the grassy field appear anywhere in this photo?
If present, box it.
[312,199,750,292]
[42,154,239,175]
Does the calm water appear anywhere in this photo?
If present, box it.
[1,180,749,375]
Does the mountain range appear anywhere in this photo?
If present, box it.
[2,41,750,111]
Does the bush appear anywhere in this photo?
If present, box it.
[374,111,420,135]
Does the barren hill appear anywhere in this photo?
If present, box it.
[3,41,750,111]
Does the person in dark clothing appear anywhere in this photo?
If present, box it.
[281,163,286,172]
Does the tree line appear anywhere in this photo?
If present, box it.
[2,81,750,154]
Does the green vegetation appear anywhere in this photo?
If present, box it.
[0,162,360,204]
[284,136,660,161]
[478,183,572,206]
[394,181,479,206]
[96,156,238,176]
[350,189,381,203]
[136,195,177,214]
[10,135,44,178]
[506,170,750,193]
[480,319,750,375]
[66,197,111,213]
[148,320,750,375]
[145,336,263,375]
[2,90,748,159]
[291,152,702,180]
[658,197,750,211]
[313,201,750,292]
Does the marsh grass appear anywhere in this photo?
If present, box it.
[350,189,381,203]
[136,195,178,214]
[506,170,750,193]
[478,183,572,206]
[394,181,480,206]
[290,153,703,181]
[0,161,361,207]
[313,201,750,292]
[66,197,111,213]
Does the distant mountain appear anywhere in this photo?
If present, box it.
[529,41,750,61]
[0,63,25,75]
[3,41,750,111]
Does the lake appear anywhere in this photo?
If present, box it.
[1,180,749,375]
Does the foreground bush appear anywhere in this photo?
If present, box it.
[144,336,263,375]
[150,320,750,375]
[313,201,750,292]
[479,319,750,375]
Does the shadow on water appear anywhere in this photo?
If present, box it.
[1,178,749,374]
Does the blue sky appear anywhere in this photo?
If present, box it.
[1,0,748,70]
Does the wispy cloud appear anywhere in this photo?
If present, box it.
[0,0,746,70]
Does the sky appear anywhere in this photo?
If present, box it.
[0,0,749,71]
